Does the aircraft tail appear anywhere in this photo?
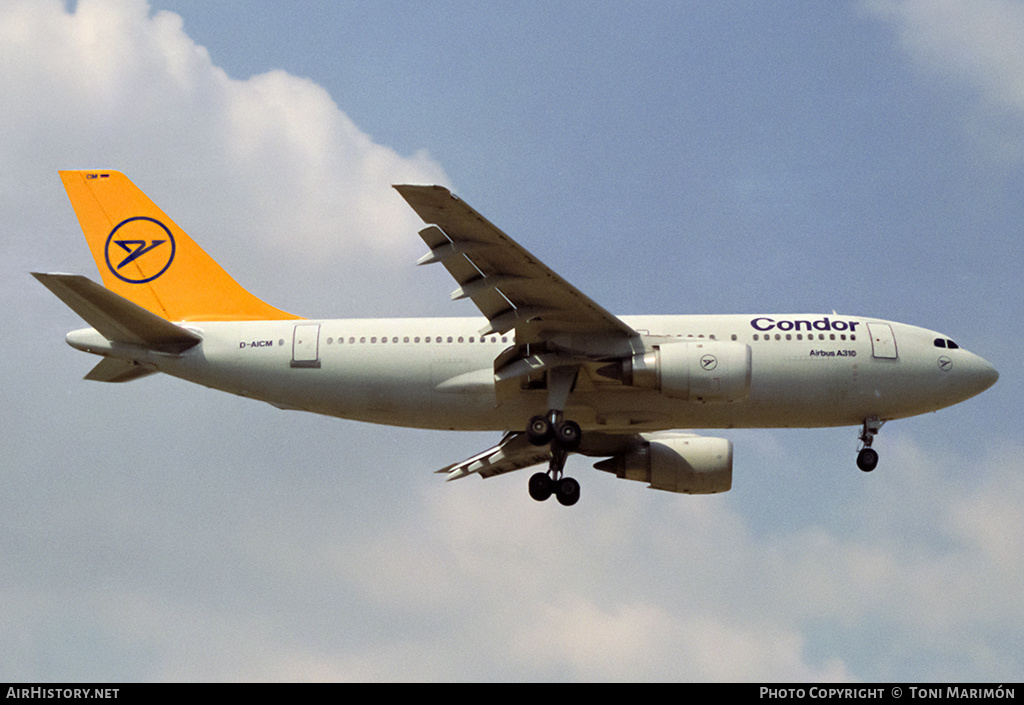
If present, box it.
[58,170,300,322]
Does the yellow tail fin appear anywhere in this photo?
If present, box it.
[59,170,300,322]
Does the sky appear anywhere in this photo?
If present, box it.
[1,0,1021,682]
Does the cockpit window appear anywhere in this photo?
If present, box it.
[947,339,959,349]
[934,338,946,348]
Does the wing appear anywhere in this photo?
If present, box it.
[393,185,637,343]
[437,432,553,481]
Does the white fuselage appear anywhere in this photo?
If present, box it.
[67,313,999,433]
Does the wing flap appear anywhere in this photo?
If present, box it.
[437,432,552,481]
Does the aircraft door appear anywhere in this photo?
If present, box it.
[867,323,898,360]
[291,323,321,368]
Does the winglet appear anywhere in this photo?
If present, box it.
[58,171,300,322]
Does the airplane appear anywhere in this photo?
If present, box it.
[35,171,999,506]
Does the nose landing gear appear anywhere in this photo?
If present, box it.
[857,447,879,473]
[857,416,884,472]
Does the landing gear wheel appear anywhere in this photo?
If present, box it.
[527,416,553,446]
[857,447,879,472]
[856,417,884,473]
[525,407,583,505]
[554,420,581,450]
[528,472,554,502]
[555,477,580,506]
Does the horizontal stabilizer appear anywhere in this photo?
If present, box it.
[84,357,158,383]
[32,272,201,353]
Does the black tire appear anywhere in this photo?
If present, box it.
[528,472,553,501]
[527,416,553,446]
[555,477,580,506]
[857,447,879,472]
[555,420,581,450]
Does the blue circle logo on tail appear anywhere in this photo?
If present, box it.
[105,217,176,283]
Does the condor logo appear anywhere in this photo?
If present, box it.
[104,217,176,284]
[750,316,861,333]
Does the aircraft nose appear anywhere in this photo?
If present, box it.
[965,353,999,397]
[980,358,999,390]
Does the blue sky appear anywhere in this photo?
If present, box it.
[1,0,1020,681]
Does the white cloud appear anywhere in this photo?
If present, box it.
[949,446,1024,567]
[866,0,1024,160]
[2,0,1020,683]
[3,384,1019,681]
[0,0,449,315]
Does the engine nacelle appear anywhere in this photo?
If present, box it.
[616,340,751,402]
[594,434,733,494]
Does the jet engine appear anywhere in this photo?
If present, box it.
[601,340,751,402]
[594,434,733,494]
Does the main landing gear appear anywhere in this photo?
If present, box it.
[527,412,582,506]
[524,365,585,505]
[856,416,884,472]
